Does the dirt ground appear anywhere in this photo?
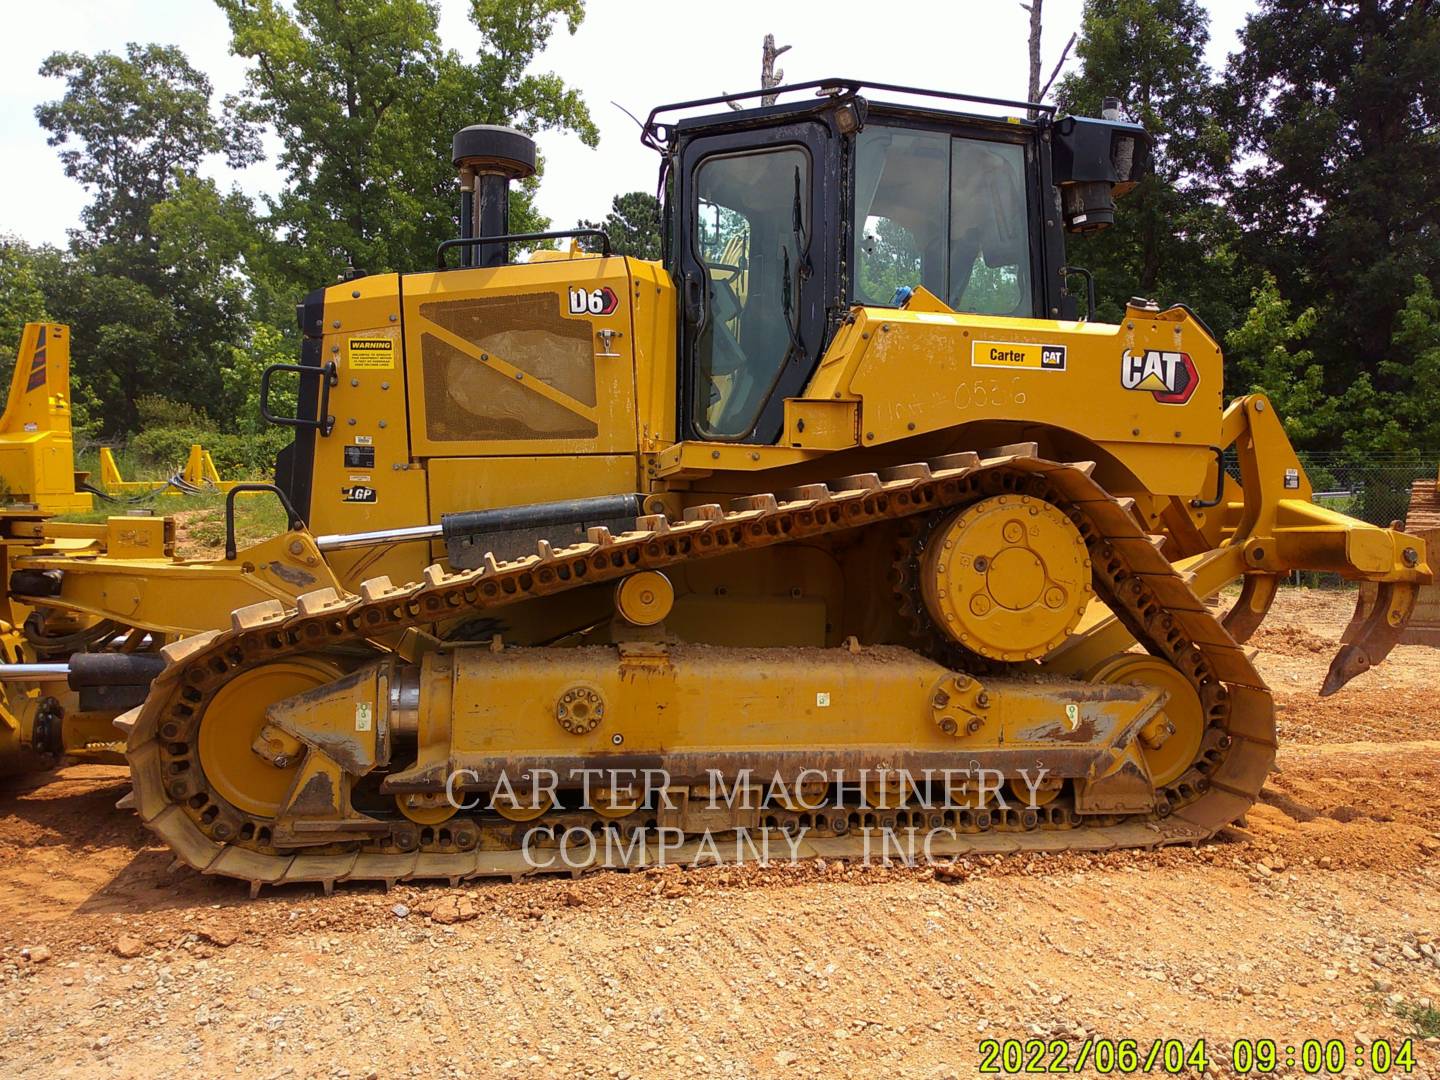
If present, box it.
[1,588,1437,1079]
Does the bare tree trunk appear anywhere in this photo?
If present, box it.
[1039,32,1078,104]
[760,34,792,106]
[1022,0,1043,118]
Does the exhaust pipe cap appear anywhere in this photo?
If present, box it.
[452,125,537,179]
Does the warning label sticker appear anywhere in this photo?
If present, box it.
[348,337,395,370]
[971,341,1067,371]
[343,445,375,469]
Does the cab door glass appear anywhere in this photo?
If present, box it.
[949,138,1031,316]
[853,125,1034,317]
[854,127,949,303]
[692,146,810,438]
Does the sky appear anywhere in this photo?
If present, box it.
[0,0,1259,249]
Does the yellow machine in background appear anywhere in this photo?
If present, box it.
[0,80,1428,887]
[1358,467,1440,645]
[0,323,91,515]
[1401,470,1440,641]
[99,444,240,496]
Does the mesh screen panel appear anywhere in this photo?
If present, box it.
[416,292,599,442]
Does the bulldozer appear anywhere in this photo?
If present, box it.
[0,79,1428,889]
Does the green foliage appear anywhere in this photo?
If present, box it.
[130,418,290,478]
[467,0,597,142]
[1227,273,1440,463]
[33,42,263,435]
[127,426,205,472]
[218,0,451,282]
[221,323,297,434]
[1057,0,1255,333]
[219,0,597,284]
[1395,1000,1440,1040]
[1225,274,1328,437]
[1221,0,1440,375]
[35,43,259,243]
[135,395,208,430]
[0,237,52,378]
[579,191,662,260]
[1376,276,1440,451]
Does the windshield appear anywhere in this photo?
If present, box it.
[853,124,1034,316]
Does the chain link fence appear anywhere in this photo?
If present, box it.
[1284,452,1436,588]
[1295,452,1436,529]
[1223,452,1434,526]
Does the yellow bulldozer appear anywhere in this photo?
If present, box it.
[0,79,1428,890]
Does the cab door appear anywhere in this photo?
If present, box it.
[674,120,833,443]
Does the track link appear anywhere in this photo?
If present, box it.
[121,453,1276,890]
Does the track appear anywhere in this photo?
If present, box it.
[121,451,1277,890]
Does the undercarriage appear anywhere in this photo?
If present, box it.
[120,450,1286,891]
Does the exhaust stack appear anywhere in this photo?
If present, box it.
[452,125,538,268]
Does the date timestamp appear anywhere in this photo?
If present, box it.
[976,1037,1417,1074]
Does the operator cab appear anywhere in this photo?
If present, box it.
[645,79,1149,444]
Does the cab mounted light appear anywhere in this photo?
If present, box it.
[832,96,866,135]
[815,85,867,135]
[1051,100,1151,233]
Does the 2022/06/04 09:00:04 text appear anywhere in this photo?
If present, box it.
[975,1037,1419,1074]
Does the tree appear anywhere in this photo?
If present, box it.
[36,44,259,245]
[1222,0,1440,381]
[1225,273,1335,442]
[1023,0,1043,112]
[760,33,792,106]
[219,0,599,285]
[1055,0,1248,331]
[1376,276,1440,453]
[34,43,265,434]
[0,238,52,366]
[467,0,597,142]
[218,0,449,284]
[578,192,662,260]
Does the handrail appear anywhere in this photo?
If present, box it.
[642,77,1056,149]
[436,229,612,269]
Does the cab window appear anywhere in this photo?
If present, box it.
[692,145,810,438]
[853,125,1033,316]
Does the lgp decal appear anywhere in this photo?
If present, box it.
[342,485,378,503]
[1121,349,1198,405]
[568,286,619,316]
[972,341,1067,371]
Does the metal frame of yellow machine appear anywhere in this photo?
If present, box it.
[97,444,241,495]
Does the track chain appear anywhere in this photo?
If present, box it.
[121,452,1276,890]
